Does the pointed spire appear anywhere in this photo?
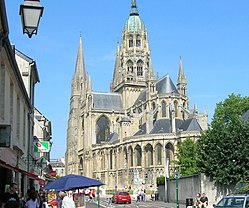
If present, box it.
[178,56,185,81]
[130,0,139,16]
[74,35,86,79]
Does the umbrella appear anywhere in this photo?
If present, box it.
[43,174,104,191]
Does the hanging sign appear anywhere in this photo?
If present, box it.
[34,141,50,152]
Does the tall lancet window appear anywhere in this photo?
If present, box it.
[127,60,133,73]
[162,101,166,117]
[129,35,133,47]
[96,115,110,143]
[136,35,141,47]
[137,60,143,76]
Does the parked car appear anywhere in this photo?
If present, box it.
[111,191,131,204]
[214,195,249,208]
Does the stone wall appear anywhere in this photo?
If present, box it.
[158,173,236,206]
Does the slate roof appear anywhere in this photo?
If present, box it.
[179,118,202,131]
[242,110,249,122]
[134,118,202,136]
[156,75,178,94]
[93,92,123,110]
[134,74,178,105]
[134,123,147,136]
[150,119,171,134]
[107,132,119,143]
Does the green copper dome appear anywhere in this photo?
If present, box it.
[124,0,145,33]
[125,16,145,33]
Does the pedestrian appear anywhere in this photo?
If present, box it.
[136,189,140,202]
[25,190,39,208]
[58,192,75,208]
[2,183,20,208]
[199,193,208,208]
[194,193,201,208]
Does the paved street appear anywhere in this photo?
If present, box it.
[83,196,186,208]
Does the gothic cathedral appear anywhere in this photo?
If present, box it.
[65,0,208,192]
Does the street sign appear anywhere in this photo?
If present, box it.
[34,141,50,152]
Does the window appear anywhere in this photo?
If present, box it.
[156,144,162,165]
[137,60,143,76]
[127,60,133,73]
[110,150,113,169]
[136,39,141,47]
[129,36,133,47]
[135,145,142,166]
[96,115,110,143]
[162,101,166,117]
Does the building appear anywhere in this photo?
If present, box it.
[0,0,50,194]
[65,0,208,192]
[50,158,65,177]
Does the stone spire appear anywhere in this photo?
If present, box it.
[74,35,86,79]
[177,56,187,96]
[110,42,121,92]
[71,35,88,97]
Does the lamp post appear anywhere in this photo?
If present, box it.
[19,0,44,38]
[175,171,180,208]
[96,177,100,208]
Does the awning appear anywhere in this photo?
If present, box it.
[0,159,40,180]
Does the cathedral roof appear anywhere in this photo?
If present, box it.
[107,132,119,143]
[134,118,202,135]
[179,118,202,131]
[134,74,178,105]
[156,75,178,94]
[93,92,123,110]
[124,0,145,33]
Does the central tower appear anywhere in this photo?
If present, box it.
[110,0,155,109]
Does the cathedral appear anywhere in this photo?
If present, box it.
[65,0,208,192]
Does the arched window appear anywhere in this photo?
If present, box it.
[162,101,166,117]
[145,144,153,166]
[128,146,134,167]
[156,143,162,165]
[137,60,143,76]
[110,150,113,170]
[135,145,142,166]
[127,60,133,73]
[165,143,174,164]
[136,35,141,47]
[129,35,133,47]
[96,115,110,143]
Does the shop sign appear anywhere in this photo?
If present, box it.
[34,141,50,152]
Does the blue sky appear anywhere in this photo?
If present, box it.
[5,0,249,159]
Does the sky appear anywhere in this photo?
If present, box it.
[5,0,249,159]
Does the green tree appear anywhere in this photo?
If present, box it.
[197,94,249,185]
[174,138,198,176]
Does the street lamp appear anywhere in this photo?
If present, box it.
[19,0,44,38]
[96,177,100,208]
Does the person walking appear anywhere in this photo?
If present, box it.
[2,183,20,208]
[25,190,39,208]
[58,192,75,208]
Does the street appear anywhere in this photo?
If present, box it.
[83,197,181,208]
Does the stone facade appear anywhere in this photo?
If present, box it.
[65,0,208,193]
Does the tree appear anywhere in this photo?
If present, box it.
[174,138,198,176]
[197,94,249,185]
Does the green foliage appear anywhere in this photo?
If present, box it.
[156,176,165,185]
[174,138,198,176]
[235,181,249,194]
[197,94,249,185]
